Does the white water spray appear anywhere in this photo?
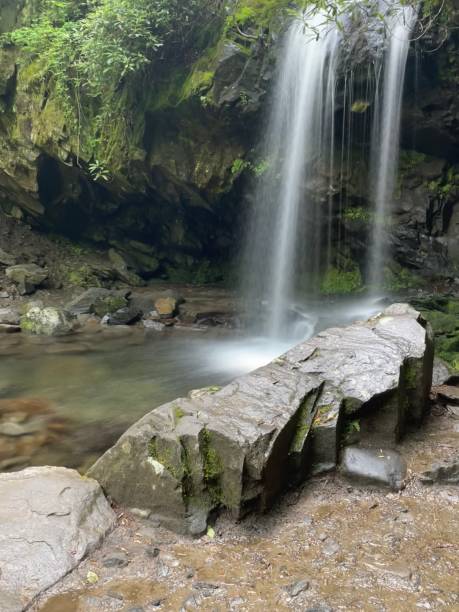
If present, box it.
[368,5,417,289]
[243,16,341,339]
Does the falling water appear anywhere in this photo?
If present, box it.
[243,16,341,339]
[367,5,417,289]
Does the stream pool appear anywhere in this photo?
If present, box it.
[0,296,381,471]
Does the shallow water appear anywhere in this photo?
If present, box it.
[0,295,381,470]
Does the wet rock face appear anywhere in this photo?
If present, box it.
[89,304,433,535]
[0,466,116,610]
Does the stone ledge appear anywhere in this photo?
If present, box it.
[88,303,434,534]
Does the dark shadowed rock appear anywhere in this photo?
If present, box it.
[88,304,432,534]
[0,467,116,609]
[341,446,407,490]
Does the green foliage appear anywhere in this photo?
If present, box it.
[343,206,371,222]
[6,0,219,171]
[351,100,370,113]
[399,149,427,173]
[321,263,362,295]
[383,266,424,292]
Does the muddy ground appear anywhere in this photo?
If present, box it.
[31,405,459,612]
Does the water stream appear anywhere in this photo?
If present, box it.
[243,15,341,339]
[368,4,418,289]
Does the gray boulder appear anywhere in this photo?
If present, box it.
[5,264,48,295]
[0,467,116,609]
[88,304,433,534]
[340,446,407,490]
[20,305,74,336]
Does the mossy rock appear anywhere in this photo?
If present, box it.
[93,295,127,317]
[320,265,362,295]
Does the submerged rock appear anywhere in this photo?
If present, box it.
[5,263,48,295]
[0,467,115,609]
[89,304,433,534]
[340,446,407,490]
[20,305,74,336]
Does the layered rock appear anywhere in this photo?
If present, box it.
[0,466,115,610]
[89,304,434,534]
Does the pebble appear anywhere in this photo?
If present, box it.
[146,546,160,558]
[285,579,310,597]
[322,539,340,556]
[102,551,129,568]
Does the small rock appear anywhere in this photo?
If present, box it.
[284,579,310,597]
[143,320,166,332]
[66,288,115,316]
[107,591,124,601]
[108,306,141,326]
[146,546,161,559]
[154,297,177,319]
[341,446,407,490]
[0,420,44,437]
[0,291,10,299]
[0,248,16,266]
[0,308,20,325]
[322,539,340,556]
[193,581,220,591]
[435,385,459,405]
[5,264,48,295]
[420,453,459,485]
[102,551,129,568]
[181,593,202,610]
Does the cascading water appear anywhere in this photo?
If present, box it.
[367,4,417,290]
[241,2,417,348]
[242,15,341,340]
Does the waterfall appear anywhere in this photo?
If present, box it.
[367,5,417,289]
[241,3,417,341]
[242,16,341,339]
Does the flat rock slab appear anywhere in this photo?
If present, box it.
[89,304,433,534]
[0,467,116,610]
[341,446,408,490]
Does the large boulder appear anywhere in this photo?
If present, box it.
[5,264,48,295]
[89,304,434,535]
[20,305,74,336]
[0,467,116,610]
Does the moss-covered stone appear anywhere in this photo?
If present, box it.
[320,264,363,295]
